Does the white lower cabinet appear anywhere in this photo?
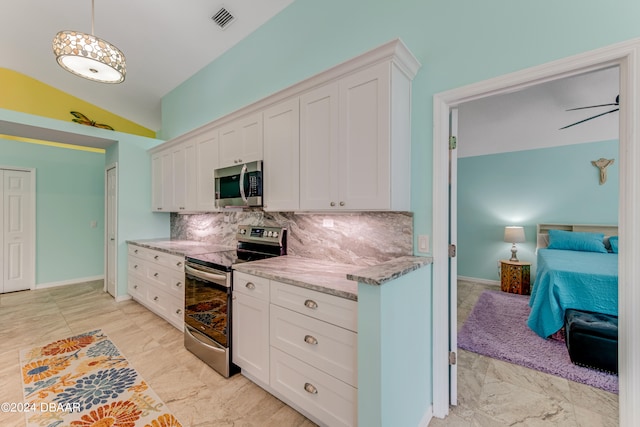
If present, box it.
[232,271,357,426]
[127,244,185,330]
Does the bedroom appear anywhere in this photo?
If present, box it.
[454,66,619,418]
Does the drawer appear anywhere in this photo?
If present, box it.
[270,305,357,386]
[144,286,182,329]
[270,281,357,331]
[128,256,146,278]
[145,263,185,300]
[270,347,357,427]
[234,271,270,301]
[130,245,185,272]
[127,275,147,301]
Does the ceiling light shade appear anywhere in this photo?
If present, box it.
[52,1,126,83]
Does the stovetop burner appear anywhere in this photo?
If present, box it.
[185,224,287,271]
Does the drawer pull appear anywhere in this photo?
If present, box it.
[134,249,139,254]
[245,282,256,290]
[133,285,138,289]
[134,264,139,269]
[175,281,182,288]
[154,272,159,277]
[154,255,159,260]
[304,335,318,345]
[177,261,183,268]
[304,299,318,309]
[304,382,318,394]
[176,308,182,315]
[153,296,159,301]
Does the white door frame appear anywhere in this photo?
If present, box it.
[432,38,640,425]
[104,163,118,298]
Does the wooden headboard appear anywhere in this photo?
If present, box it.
[536,223,619,249]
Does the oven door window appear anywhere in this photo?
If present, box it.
[185,274,230,347]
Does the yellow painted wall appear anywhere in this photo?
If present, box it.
[0,68,155,138]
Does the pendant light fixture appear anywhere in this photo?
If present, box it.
[52,0,126,83]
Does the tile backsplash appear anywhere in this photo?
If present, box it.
[171,211,413,266]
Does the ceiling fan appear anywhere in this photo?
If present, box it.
[560,95,619,130]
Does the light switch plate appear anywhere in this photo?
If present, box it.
[418,235,429,252]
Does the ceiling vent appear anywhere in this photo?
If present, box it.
[211,7,236,30]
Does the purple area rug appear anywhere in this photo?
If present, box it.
[458,290,618,394]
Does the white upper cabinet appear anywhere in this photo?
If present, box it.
[150,39,420,213]
[218,112,263,168]
[300,61,410,211]
[194,129,219,211]
[263,98,300,211]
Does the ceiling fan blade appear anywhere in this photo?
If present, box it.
[559,108,619,130]
[566,103,619,111]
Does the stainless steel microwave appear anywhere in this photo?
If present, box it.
[214,161,263,208]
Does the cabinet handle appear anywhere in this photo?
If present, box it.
[245,282,256,290]
[176,309,182,315]
[238,158,242,163]
[133,285,138,289]
[154,272,159,277]
[175,282,182,288]
[304,299,318,309]
[153,296,159,301]
[134,264,139,269]
[154,255,159,260]
[304,383,318,394]
[330,202,336,207]
[304,335,318,345]
[157,207,163,210]
[177,261,183,268]
[179,207,185,210]
[339,201,345,207]
[134,249,138,254]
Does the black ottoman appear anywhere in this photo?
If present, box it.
[564,309,618,374]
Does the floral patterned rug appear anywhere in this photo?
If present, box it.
[20,329,182,427]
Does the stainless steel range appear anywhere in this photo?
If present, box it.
[183,224,286,377]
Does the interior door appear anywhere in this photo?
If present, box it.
[449,108,459,405]
[106,166,117,297]
[2,169,34,293]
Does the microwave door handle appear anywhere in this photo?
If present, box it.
[239,163,248,203]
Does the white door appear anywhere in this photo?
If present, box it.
[2,169,34,293]
[449,109,459,405]
[106,166,117,297]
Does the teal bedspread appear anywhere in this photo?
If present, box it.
[527,248,618,338]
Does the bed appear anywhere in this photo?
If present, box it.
[527,224,619,338]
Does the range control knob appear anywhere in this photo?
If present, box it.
[239,228,246,234]
[266,231,272,237]
[272,231,279,238]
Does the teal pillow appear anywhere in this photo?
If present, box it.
[609,236,619,253]
[547,229,607,253]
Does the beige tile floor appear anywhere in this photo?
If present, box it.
[0,280,618,426]
[429,280,619,426]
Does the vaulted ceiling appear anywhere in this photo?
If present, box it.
[1,0,294,132]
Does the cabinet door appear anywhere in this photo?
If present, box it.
[171,143,190,211]
[339,62,391,210]
[263,98,300,211]
[219,112,263,168]
[194,130,219,211]
[232,292,270,385]
[299,83,340,210]
[151,150,171,211]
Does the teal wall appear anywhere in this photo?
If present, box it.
[458,140,619,281]
[358,266,432,426]
[160,0,640,249]
[0,108,168,294]
[0,137,105,284]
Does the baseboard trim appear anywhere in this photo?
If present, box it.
[35,275,104,290]
[418,405,434,426]
[458,275,500,286]
[115,294,132,302]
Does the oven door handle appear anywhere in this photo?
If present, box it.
[185,265,228,283]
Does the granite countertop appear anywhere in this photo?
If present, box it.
[127,239,235,257]
[233,254,433,301]
[129,239,433,301]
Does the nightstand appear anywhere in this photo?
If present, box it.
[500,260,531,295]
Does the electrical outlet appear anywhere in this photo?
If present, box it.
[418,235,429,252]
[322,218,334,228]
[90,220,97,228]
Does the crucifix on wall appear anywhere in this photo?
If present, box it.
[591,158,614,185]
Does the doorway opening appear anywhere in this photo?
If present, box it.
[432,39,640,425]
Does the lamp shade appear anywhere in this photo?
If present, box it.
[504,226,525,243]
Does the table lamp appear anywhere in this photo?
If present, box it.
[504,226,525,262]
